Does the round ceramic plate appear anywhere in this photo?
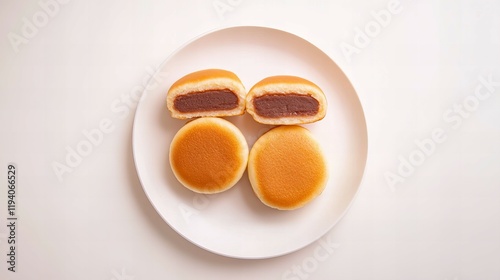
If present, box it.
[132,26,367,259]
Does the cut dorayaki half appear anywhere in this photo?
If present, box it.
[167,69,246,119]
[246,75,327,125]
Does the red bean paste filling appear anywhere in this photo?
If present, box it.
[253,94,319,118]
[174,89,238,112]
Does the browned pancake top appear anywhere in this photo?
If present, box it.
[170,119,245,192]
[170,69,241,89]
[251,126,327,209]
[248,75,322,92]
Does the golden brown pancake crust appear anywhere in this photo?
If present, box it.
[170,118,248,193]
[170,69,241,89]
[248,126,328,209]
[251,75,322,89]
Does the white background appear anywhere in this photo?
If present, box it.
[1,0,500,279]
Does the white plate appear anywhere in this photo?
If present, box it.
[132,26,367,259]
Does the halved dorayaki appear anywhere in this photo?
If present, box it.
[246,76,327,125]
[167,69,246,119]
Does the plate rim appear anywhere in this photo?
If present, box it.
[132,24,369,259]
